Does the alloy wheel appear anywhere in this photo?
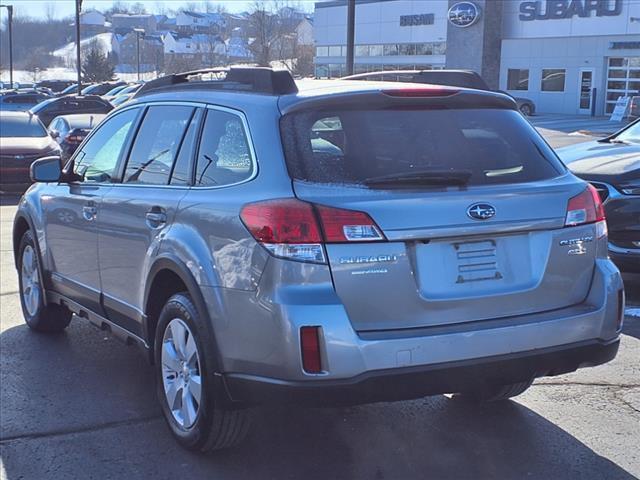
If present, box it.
[21,245,41,317]
[161,318,202,429]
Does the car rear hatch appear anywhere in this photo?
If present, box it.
[278,88,601,332]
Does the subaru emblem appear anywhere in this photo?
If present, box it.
[448,2,481,28]
[467,203,496,220]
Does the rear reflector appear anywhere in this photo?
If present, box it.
[382,88,459,98]
[565,185,606,227]
[617,290,625,331]
[300,326,322,374]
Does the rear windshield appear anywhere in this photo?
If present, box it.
[280,108,565,187]
[0,115,47,137]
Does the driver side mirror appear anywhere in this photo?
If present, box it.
[50,130,60,140]
[30,156,62,183]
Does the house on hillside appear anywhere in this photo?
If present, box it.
[226,28,253,62]
[164,32,227,67]
[296,16,314,47]
[176,11,226,35]
[112,31,164,72]
[111,14,157,33]
[79,10,107,34]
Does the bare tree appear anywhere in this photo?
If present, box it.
[45,2,57,22]
[247,1,282,67]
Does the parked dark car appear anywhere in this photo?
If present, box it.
[342,70,536,116]
[81,81,127,96]
[57,83,81,96]
[0,91,51,111]
[29,95,113,127]
[37,80,75,93]
[0,111,60,192]
[49,113,107,162]
[557,120,640,273]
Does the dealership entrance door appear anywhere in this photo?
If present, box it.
[578,68,594,114]
[606,57,640,114]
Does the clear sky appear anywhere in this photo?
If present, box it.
[4,0,314,19]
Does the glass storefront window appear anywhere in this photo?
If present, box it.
[328,46,342,57]
[416,43,433,55]
[316,46,329,57]
[433,42,446,55]
[383,44,399,56]
[607,81,627,90]
[369,45,383,57]
[541,69,566,92]
[608,69,627,78]
[356,45,370,57]
[399,44,415,56]
[609,58,627,67]
[507,69,529,90]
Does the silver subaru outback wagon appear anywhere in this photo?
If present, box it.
[13,68,625,452]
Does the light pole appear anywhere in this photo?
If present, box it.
[134,28,145,82]
[345,0,355,76]
[0,4,13,87]
[75,0,83,95]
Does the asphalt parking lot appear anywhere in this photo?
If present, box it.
[0,128,639,479]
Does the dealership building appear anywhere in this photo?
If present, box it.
[313,0,640,115]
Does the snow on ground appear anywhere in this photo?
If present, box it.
[0,68,157,84]
[52,33,113,64]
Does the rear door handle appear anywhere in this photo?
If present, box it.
[145,209,167,228]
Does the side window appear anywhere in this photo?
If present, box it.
[170,108,203,186]
[123,105,194,185]
[73,108,138,183]
[194,109,254,187]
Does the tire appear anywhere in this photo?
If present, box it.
[456,379,534,403]
[154,292,252,452]
[519,104,533,116]
[18,230,72,333]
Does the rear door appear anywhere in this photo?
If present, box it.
[97,104,201,335]
[281,105,596,332]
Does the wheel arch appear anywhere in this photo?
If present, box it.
[13,214,36,269]
[143,255,223,371]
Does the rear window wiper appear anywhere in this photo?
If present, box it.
[362,169,472,187]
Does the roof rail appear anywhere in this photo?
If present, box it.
[134,67,298,98]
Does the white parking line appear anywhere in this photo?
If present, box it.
[626,308,640,317]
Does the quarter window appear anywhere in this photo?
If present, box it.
[123,105,194,185]
[541,69,566,92]
[507,69,529,91]
[194,109,254,187]
[74,109,138,183]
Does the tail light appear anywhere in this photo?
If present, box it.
[300,326,322,374]
[64,134,84,143]
[565,185,607,238]
[240,198,385,263]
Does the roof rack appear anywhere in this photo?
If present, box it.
[134,67,298,98]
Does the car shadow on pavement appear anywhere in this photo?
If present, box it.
[0,320,637,480]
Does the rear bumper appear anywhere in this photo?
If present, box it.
[224,338,620,406]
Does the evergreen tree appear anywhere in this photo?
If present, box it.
[81,43,115,83]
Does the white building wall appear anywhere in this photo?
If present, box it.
[500,0,640,115]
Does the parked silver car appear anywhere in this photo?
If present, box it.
[13,68,624,453]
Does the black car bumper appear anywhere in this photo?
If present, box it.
[610,247,640,273]
[223,339,620,407]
